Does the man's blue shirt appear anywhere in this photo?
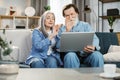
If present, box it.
[56,21,100,51]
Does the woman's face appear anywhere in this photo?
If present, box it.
[44,13,55,28]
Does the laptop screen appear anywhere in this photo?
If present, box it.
[60,32,94,52]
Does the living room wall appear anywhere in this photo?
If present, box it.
[0,0,29,29]
[101,2,120,32]
[0,0,28,15]
[90,0,120,32]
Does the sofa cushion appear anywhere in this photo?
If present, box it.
[104,52,120,62]
[108,45,120,53]
[104,45,120,62]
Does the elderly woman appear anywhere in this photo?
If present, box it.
[25,11,62,68]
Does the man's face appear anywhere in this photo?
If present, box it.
[64,7,78,21]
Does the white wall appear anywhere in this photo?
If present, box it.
[102,2,120,32]
[0,0,28,29]
[89,0,99,32]
[90,0,120,32]
[49,0,72,24]
[0,0,27,16]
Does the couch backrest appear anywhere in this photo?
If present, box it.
[95,32,119,55]
[0,29,32,62]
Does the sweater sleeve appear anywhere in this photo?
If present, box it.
[32,29,51,50]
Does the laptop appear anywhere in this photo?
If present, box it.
[60,32,94,52]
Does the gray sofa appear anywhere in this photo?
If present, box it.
[1,30,120,68]
[21,32,120,68]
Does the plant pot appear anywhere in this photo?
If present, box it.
[109,29,113,33]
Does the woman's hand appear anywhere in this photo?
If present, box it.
[83,45,95,53]
[49,24,62,40]
[54,24,63,32]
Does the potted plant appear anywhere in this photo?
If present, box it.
[0,29,13,60]
[107,16,116,32]
[44,5,50,11]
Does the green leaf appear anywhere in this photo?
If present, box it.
[0,29,13,57]
[3,47,13,56]
[3,29,5,34]
[44,5,51,11]
[107,16,116,28]
[0,38,8,49]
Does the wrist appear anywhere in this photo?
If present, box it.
[48,35,53,40]
[49,34,55,40]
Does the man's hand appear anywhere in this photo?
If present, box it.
[83,45,95,53]
[65,18,75,32]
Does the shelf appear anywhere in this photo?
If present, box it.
[99,0,120,3]
[0,15,40,19]
[99,15,120,19]
[98,0,120,32]
[0,15,40,29]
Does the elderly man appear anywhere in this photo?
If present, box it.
[57,4,104,68]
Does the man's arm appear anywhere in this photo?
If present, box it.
[80,22,100,53]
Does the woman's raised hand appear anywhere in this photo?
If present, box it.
[54,24,63,32]
[49,24,63,40]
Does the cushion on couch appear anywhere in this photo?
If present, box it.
[104,52,120,62]
[104,45,120,62]
[107,45,120,53]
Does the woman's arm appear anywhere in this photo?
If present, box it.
[32,29,51,50]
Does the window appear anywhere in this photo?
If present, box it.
[49,0,72,24]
